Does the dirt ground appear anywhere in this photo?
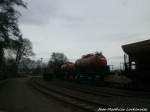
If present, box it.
[0,78,83,112]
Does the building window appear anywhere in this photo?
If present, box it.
[131,61,136,70]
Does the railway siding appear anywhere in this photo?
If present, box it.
[51,79,150,99]
[29,80,101,112]
[29,78,150,110]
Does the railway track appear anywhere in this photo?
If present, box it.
[49,79,150,99]
[49,81,123,98]
[47,81,111,98]
[29,78,150,110]
[29,78,111,112]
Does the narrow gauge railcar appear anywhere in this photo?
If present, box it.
[61,52,109,80]
[61,62,76,79]
[75,52,109,80]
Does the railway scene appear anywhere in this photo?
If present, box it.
[0,0,150,112]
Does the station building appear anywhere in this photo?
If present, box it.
[122,39,150,72]
[122,39,150,89]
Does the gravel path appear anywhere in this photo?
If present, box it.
[0,78,82,112]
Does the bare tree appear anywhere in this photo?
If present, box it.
[48,52,68,67]
[0,0,26,73]
[47,52,68,77]
[15,38,35,65]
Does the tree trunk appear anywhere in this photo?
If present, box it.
[0,44,4,71]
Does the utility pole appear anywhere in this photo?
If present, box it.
[40,58,43,74]
[120,63,122,71]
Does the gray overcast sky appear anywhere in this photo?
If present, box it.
[19,0,150,67]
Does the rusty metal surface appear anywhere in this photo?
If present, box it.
[75,52,107,70]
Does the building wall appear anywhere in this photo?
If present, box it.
[128,51,150,72]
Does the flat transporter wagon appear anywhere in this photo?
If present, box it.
[75,52,110,80]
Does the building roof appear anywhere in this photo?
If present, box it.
[122,39,150,55]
